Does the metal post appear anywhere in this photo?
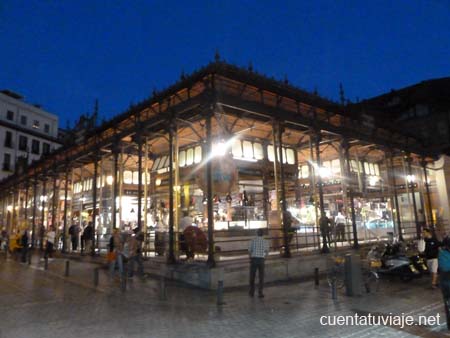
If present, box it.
[277,121,290,258]
[422,159,434,227]
[92,155,98,255]
[62,167,69,253]
[51,173,57,232]
[65,260,70,276]
[406,155,419,238]
[94,267,99,287]
[217,280,225,305]
[40,179,47,251]
[314,267,319,287]
[167,122,176,265]
[205,114,215,268]
[24,183,29,226]
[137,132,143,231]
[315,132,328,253]
[344,142,358,249]
[390,154,403,241]
[113,149,119,229]
[31,178,38,248]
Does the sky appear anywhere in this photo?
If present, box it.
[1,0,449,127]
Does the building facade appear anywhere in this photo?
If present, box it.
[0,61,440,266]
[0,90,61,180]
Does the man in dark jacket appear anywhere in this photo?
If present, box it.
[20,229,29,263]
[423,228,440,288]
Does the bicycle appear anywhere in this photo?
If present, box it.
[326,255,346,289]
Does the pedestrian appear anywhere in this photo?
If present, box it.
[128,228,144,279]
[44,226,56,259]
[423,228,440,288]
[68,223,80,251]
[248,228,270,298]
[82,222,93,255]
[20,228,29,263]
[335,212,346,242]
[319,213,331,250]
[438,236,450,330]
[109,229,124,280]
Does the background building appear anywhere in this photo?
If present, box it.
[0,90,61,180]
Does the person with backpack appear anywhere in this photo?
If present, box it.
[438,236,450,330]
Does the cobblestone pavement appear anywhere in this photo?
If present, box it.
[1,254,450,338]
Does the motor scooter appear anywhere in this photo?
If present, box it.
[369,242,421,282]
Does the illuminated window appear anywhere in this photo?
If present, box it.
[152,158,160,171]
[299,165,309,179]
[374,164,380,176]
[369,163,375,175]
[267,145,275,162]
[350,160,358,173]
[364,162,370,174]
[232,139,242,158]
[331,159,341,174]
[194,146,202,163]
[243,140,253,159]
[132,171,139,184]
[124,171,133,184]
[159,156,169,169]
[286,148,295,164]
[186,149,194,166]
[179,150,186,167]
[253,143,263,160]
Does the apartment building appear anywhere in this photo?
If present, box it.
[0,90,61,181]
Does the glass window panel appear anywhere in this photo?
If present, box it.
[267,145,274,162]
[232,139,242,158]
[179,150,186,167]
[124,171,133,184]
[301,165,309,178]
[286,148,295,164]
[331,159,341,174]
[253,143,263,160]
[374,164,380,176]
[186,149,194,166]
[159,156,168,169]
[152,157,160,171]
[243,140,253,159]
[350,160,358,172]
[132,171,139,184]
[369,163,375,175]
[358,161,363,173]
[364,162,370,174]
[194,146,202,163]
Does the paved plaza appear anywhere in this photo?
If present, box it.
[1,254,450,338]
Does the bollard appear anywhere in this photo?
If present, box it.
[159,275,167,300]
[314,268,319,287]
[94,267,99,287]
[217,280,225,305]
[44,257,48,270]
[331,279,337,300]
[65,260,70,277]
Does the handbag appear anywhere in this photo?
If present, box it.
[107,251,116,262]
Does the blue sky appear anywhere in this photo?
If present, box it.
[1,0,449,127]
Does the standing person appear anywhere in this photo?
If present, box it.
[423,228,440,288]
[68,223,80,252]
[438,236,450,330]
[44,227,56,259]
[83,222,93,255]
[20,229,29,263]
[110,229,124,280]
[248,228,270,298]
[335,212,346,242]
[128,228,144,279]
[319,213,331,248]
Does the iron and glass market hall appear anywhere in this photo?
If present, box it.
[0,60,438,269]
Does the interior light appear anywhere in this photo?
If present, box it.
[106,176,113,185]
[155,178,162,186]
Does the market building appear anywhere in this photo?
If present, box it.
[0,60,439,273]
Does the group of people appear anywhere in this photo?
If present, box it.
[108,227,145,280]
[68,222,93,254]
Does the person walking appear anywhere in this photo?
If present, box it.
[248,228,270,298]
[20,229,29,263]
[335,212,346,242]
[110,229,124,280]
[44,227,56,259]
[83,222,93,255]
[319,213,331,252]
[68,223,80,251]
[128,228,144,279]
[438,236,450,330]
[423,228,440,288]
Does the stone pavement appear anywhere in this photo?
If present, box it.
[1,253,450,338]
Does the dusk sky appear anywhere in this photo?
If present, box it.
[1,0,449,127]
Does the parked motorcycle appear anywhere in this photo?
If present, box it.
[368,242,421,282]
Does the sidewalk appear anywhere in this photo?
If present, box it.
[1,251,450,338]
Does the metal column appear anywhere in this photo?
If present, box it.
[167,122,176,265]
[206,114,215,267]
